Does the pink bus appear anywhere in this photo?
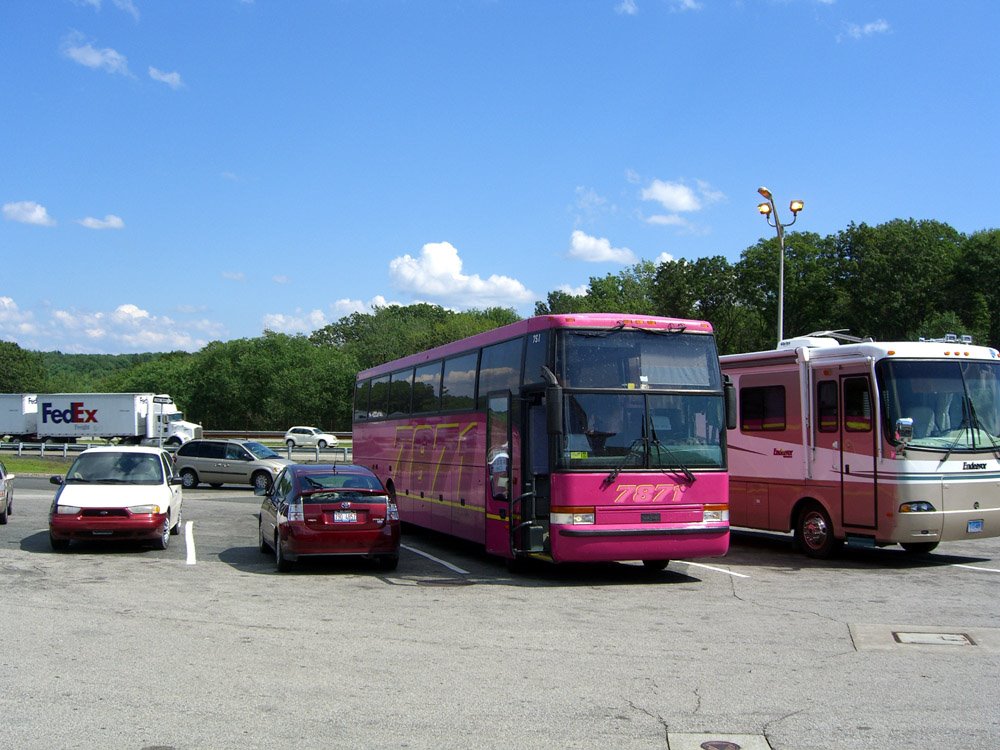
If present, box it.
[352,314,735,570]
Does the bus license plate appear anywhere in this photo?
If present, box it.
[334,511,357,523]
[968,519,984,534]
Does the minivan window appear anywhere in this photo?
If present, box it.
[244,442,280,459]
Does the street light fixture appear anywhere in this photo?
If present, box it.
[756,186,804,345]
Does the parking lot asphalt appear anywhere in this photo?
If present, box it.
[2,477,999,750]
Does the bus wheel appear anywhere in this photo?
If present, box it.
[641,560,669,572]
[900,541,939,555]
[795,502,842,559]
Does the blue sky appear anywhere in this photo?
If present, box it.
[2,0,998,354]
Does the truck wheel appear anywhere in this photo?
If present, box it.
[180,469,198,489]
[166,436,182,447]
[794,502,842,559]
[642,560,669,572]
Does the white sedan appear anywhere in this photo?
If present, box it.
[284,426,339,449]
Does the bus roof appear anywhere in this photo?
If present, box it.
[357,313,715,379]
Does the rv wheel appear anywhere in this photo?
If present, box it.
[795,502,842,559]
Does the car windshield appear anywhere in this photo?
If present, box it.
[66,452,164,485]
[244,441,280,459]
[297,473,385,503]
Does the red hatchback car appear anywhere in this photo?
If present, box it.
[257,464,400,572]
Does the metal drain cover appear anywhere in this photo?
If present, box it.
[893,631,975,646]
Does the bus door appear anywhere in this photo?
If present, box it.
[840,374,878,529]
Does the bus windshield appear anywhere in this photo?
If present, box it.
[879,359,1000,450]
[559,392,725,470]
[557,330,721,390]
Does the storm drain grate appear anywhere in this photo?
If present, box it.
[892,631,976,646]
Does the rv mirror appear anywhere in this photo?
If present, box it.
[724,375,737,430]
[895,417,914,445]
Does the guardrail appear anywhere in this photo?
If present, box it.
[0,440,354,463]
[0,441,90,458]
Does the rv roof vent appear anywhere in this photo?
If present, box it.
[777,336,841,350]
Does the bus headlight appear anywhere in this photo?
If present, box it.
[899,501,936,513]
[703,504,729,523]
[550,506,595,525]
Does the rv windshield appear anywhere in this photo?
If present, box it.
[878,359,1000,450]
[558,392,725,470]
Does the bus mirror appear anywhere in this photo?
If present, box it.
[724,376,737,430]
[895,417,914,445]
[546,386,563,436]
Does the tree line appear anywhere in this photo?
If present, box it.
[3,219,998,431]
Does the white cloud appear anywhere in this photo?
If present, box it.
[40,301,210,352]
[262,309,328,334]
[557,284,590,297]
[568,230,637,264]
[149,67,183,89]
[389,242,535,307]
[78,214,124,230]
[840,19,891,41]
[670,0,702,10]
[112,0,140,21]
[653,252,675,264]
[640,178,724,231]
[3,201,56,226]
[222,271,246,282]
[0,296,38,337]
[641,180,702,212]
[61,32,130,76]
[272,275,290,285]
[616,0,638,15]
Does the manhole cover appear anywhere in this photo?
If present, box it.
[701,743,742,750]
[893,631,975,646]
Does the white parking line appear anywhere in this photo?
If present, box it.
[953,564,1000,573]
[184,520,196,565]
[677,561,750,578]
[401,544,469,575]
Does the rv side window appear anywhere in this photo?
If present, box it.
[844,377,872,432]
[740,386,785,432]
[817,381,838,433]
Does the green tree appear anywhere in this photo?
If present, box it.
[952,229,1000,347]
[0,341,45,391]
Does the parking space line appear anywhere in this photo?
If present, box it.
[184,520,196,565]
[953,564,1000,573]
[677,561,750,578]
[401,544,469,575]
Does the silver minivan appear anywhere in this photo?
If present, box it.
[174,439,291,491]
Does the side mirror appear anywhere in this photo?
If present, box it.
[170,477,185,486]
[895,417,914,445]
[50,475,65,486]
[724,375,737,430]
[546,385,563,436]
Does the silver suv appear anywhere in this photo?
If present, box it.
[174,439,290,491]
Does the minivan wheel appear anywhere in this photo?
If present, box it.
[252,472,272,492]
[152,516,170,550]
[180,469,198,489]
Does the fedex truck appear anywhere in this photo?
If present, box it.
[0,394,38,441]
[1,393,202,446]
[721,333,1000,557]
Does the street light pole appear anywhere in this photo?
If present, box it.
[757,186,804,346]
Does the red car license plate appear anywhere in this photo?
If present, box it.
[333,511,357,523]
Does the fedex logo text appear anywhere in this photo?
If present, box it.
[41,402,98,424]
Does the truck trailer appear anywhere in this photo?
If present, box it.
[1,393,202,445]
